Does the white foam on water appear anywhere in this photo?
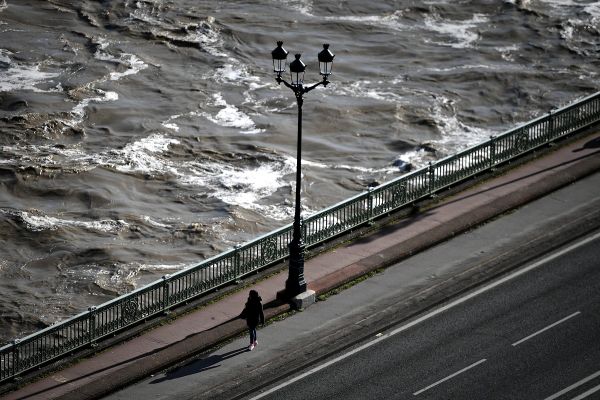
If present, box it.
[110,133,180,175]
[50,37,146,131]
[109,53,147,81]
[424,64,495,73]
[13,210,129,233]
[214,62,261,85]
[0,50,60,93]
[423,13,488,48]
[129,6,227,57]
[302,157,395,176]
[91,261,197,292]
[324,10,406,31]
[277,0,313,15]
[397,148,434,170]
[531,0,600,24]
[584,3,600,21]
[4,131,181,186]
[161,114,181,132]
[202,93,263,134]
[138,262,190,272]
[0,143,98,172]
[0,48,10,64]
[497,44,519,62]
[396,95,495,169]
[337,80,403,102]
[431,96,493,149]
[187,20,228,58]
[141,215,171,229]
[162,122,179,131]
[179,157,297,220]
[93,37,148,81]
[561,24,574,41]
[64,89,119,128]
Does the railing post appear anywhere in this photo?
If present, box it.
[428,162,435,196]
[12,339,20,379]
[162,275,171,314]
[88,306,97,347]
[367,188,374,224]
[234,245,242,282]
[489,135,496,170]
[547,110,555,143]
[300,216,307,244]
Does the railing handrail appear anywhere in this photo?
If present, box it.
[2,91,599,381]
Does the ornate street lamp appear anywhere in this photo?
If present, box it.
[271,42,335,298]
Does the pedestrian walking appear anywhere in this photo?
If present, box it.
[239,290,265,351]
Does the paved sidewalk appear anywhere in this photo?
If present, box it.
[2,131,599,400]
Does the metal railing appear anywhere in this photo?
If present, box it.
[1,91,599,382]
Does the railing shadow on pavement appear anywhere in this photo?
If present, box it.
[341,208,435,246]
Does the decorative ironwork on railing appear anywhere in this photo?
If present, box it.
[1,92,599,383]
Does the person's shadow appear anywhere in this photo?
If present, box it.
[150,347,248,384]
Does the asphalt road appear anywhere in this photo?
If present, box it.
[251,232,600,400]
[103,172,600,400]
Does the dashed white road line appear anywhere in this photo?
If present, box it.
[413,359,487,396]
[511,311,581,347]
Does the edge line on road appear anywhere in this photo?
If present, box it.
[543,370,600,400]
[511,311,581,347]
[248,231,600,400]
[569,383,600,400]
[413,359,487,396]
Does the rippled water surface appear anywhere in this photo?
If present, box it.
[0,0,598,343]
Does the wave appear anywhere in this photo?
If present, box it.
[180,156,296,220]
[0,49,61,93]
[336,79,404,102]
[1,209,129,233]
[200,93,263,134]
[127,3,227,57]
[323,10,406,31]
[423,12,488,48]
[276,0,313,15]
[105,133,180,175]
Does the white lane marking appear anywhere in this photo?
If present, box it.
[544,370,600,400]
[569,383,600,400]
[413,359,487,396]
[511,311,581,347]
[248,231,600,400]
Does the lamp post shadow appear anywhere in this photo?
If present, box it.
[573,136,600,152]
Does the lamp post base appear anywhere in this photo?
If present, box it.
[277,236,306,299]
[285,240,307,297]
[276,288,315,310]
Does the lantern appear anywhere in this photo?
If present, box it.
[271,41,289,77]
[318,44,334,78]
[289,54,306,87]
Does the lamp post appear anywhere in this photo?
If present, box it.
[271,41,335,298]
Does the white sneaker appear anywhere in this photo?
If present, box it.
[249,343,255,351]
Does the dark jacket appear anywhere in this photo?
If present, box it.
[240,294,265,328]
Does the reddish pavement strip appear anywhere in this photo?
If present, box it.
[3,132,600,400]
